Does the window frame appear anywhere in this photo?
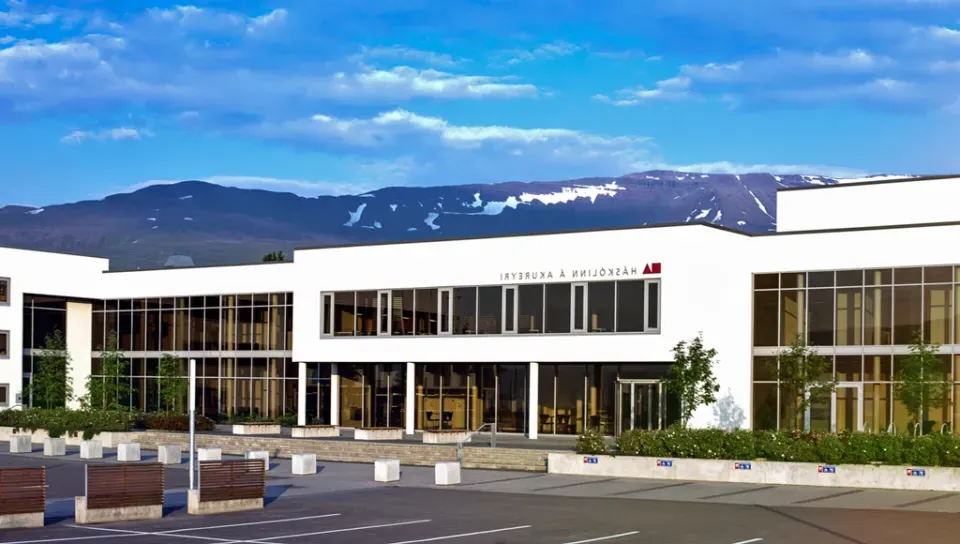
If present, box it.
[0,277,9,305]
[645,279,661,333]
[320,293,333,337]
[377,290,392,336]
[0,383,8,407]
[438,288,453,335]
[571,282,588,333]
[0,330,8,358]
[502,285,518,335]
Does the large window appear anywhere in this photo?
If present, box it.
[0,331,8,357]
[0,278,8,304]
[323,278,662,338]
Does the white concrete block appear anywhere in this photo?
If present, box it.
[117,442,141,462]
[245,450,270,471]
[374,459,400,482]
[43,438,66,457]
[80,440,103,459]
[198,447,222,461]
[291,453,317,475]
[435,462,461,486]
[9,435,32,453]
[157,444,182,465]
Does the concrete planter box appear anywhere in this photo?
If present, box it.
[292,425,340,438]
[9,435,32,453]
[232,423,281,435]
[355,428,404,441]
[157,444,182,465]
[0,427,141,448]
[245,450,271,471]
[117,442,141,462]
[198,447,222,461]
[80,440,103,459]
[43,437,66,457]
[74,496,162,524]
[435,462,462,485]
[188,489,263,515]
[375,459,401,482]
[0,512,44,529]
[548,453,960,492]
[422,430,471,444]
[291,453,317,475]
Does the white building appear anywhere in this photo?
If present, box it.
[1,175,959,438]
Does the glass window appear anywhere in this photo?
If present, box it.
[808,271,834,288]
[518,285,543,334]
[537,365,556,434]
[333,292,355,336]
[587,282,615,333]
[753,274,778,290]
[647,280,660,331]
[415,289,438,335]
[439,289,451,334]
[893,285,922,344]
[253,307,268,350]
[0,384,8,406]
[835,355,862,381]
[807,289,834,346]
[894,267,922,285]
[925,266,953,284]
[322,294,332,335]
[780,290,805,346]
[865,269,892,286]
[355,291,377,337]
[503,287,516,333]
[780,272,805,289]
[864,383,890,434]
[252,293,269,306]
[268,305,284,350]
[752,383,778,430]
[160,310,174,351]
[924,284,952,345]
[0,278,8,304]
[864,285,892,346]
[616,280,645,333]
[835,288,862,346]
[93,312,105,352]
[753,356,776,381]
[545,283,571,333]
[133,310,146,351]
[146,311,159,351]
[453,287,476,334]
[379,291,390,335]
[573,284,586,332]
[864,355,891,381]
[175,308,189,351]
[391,289,414,336]
[190,308,204,350]
[836,270,863,287]
[0,331,8,357]
[476,286,502,335]
[556,365,586,434]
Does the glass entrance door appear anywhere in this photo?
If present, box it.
[615,380,665,435]
[804,382,863,432]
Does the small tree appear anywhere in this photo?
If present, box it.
[86,330,132,411]
[894,331,949,436]
[158,353,187,413]
[263,251,286,262]
[663,333,720,428]
[29,328,73,408]
[768,334,836,430]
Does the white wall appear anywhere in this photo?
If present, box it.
[293,225,756,429]
[96,262,295,299]
[777,176,960,232]
[0,248,109,409]
[66,302,92,409]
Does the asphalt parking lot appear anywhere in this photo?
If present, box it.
[1,446,959,543]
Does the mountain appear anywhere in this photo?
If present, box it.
[0,171,847,270]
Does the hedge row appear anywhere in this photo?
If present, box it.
[576,428,960,468]
[0,409,215,439]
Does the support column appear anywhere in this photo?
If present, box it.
[528,362,539,440]
[297,362,307,426]
[405,362,415,435]
[65,302,92,409]
[330,363,340,426]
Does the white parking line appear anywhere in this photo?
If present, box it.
[156,514,342,534]
[562,531,641,543]
[731,539,763,544]
[1,526,261,544]
[251,519,432,541]
[385,525,533,544]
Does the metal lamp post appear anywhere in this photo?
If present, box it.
[188,358,196,490]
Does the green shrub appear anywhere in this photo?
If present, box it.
[576,428,609,455]
[278,414,297,428]
[575,427,960,467]
[136,413,216,432]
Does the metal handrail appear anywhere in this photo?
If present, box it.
[457,422,497,463]
[941,423,951,435]
[914,422,922,437]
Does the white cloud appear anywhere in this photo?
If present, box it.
[0,34,13,44]
[60,127,152,144]
[147,5,287,34]
[343,66,538,99]
[681,49,892,83]
[350,45,465,67]
[593,76,693,106]
[920,25,960,43]
[0,7,60,28]
[246,8,287,34]
[501,40,581,65]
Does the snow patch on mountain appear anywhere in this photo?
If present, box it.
[390,204,398,211]
[712,210,723,223]
[837,174,917,184]
[184,217,193,221]
[694,208,712,220]
[344,203,367,227]
[179,195,193,200]
[424,213,440,230]
[747,189,772,218]
[147,217,156,221]
[26,208,44,215]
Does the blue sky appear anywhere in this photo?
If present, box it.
[1,0,959,206]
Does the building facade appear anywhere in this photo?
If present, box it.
[2,175,960,438]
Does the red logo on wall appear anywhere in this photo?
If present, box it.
[643,262,661,275]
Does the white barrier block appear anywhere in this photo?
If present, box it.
[80,440,103,459]
[9,435,32,453]
[198,447,222,461]
[245,450,270,471]
[43,438,66,457]
[291,453,317,475]
[157,444,183,465]
[435,462,461,486]
[117,442,141,462]
[375,459,400,482]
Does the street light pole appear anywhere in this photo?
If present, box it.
[188,358,196,490]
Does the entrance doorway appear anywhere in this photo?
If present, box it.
[805,382,863,432]
[615,380,666,435]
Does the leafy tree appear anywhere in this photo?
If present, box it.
[663,333,720,428]
[768,334,836,430]
[158,353,188,413]
[29,328,73,408]
[894,331,950,436]
[263,251,286,262]
[85,330,132,411]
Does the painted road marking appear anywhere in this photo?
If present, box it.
[251,519,432,541]
[731,539,764,544]
[386,525,533,543]
[562,531,641,543]
[156,514,342,534]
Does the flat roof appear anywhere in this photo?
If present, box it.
[776,174,959,192]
